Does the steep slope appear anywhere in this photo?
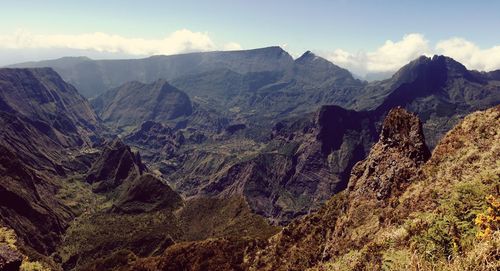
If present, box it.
[92,79,193,129]
[248,105,499,271]
[0,68,100,147]
[11,47,294,97]
[0,68,102,262]
[0,145,72,256]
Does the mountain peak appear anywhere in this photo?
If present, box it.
[85,138,146,193]
[296,50,319,61]
[389,54,472,86]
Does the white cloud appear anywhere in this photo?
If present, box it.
[322,33,500,77]
[223,42,242,51]
[366,34,431,72]
[0,29,225,56]
[436,38,500,71]
[323,33,431,76]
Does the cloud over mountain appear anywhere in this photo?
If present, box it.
[0,29,238,56]
[435,37,500,71]
[323,33,500,77]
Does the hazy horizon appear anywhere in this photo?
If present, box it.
[2,0,500,76]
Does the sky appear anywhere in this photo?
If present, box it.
[1,0,500,76]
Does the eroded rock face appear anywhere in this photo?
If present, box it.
[0,68,100,147]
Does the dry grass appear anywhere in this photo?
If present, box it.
[303,106,500,271]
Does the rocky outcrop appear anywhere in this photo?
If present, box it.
[347,107,430,201]
[324,108,430,256]
[85,139,146,193]
[112,174,182,214]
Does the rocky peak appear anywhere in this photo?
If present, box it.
[292,51,360,87]
[112,173,182,214]
[294,50,333,67]
[390,54,474,87]
[296,50,316,61]
[85,139,146,193]
[246,46,291,58]
[379,107,431,162]
[348,107,430,200]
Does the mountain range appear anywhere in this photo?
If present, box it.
[0,47,499,271]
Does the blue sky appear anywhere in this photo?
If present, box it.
[1,0,500,75]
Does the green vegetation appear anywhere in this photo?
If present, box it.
[1,226,50,271]
[407,179,490,261]
[20,261,51,271]
[0,226,17,249]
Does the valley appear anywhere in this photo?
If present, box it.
[0,48,499,271]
